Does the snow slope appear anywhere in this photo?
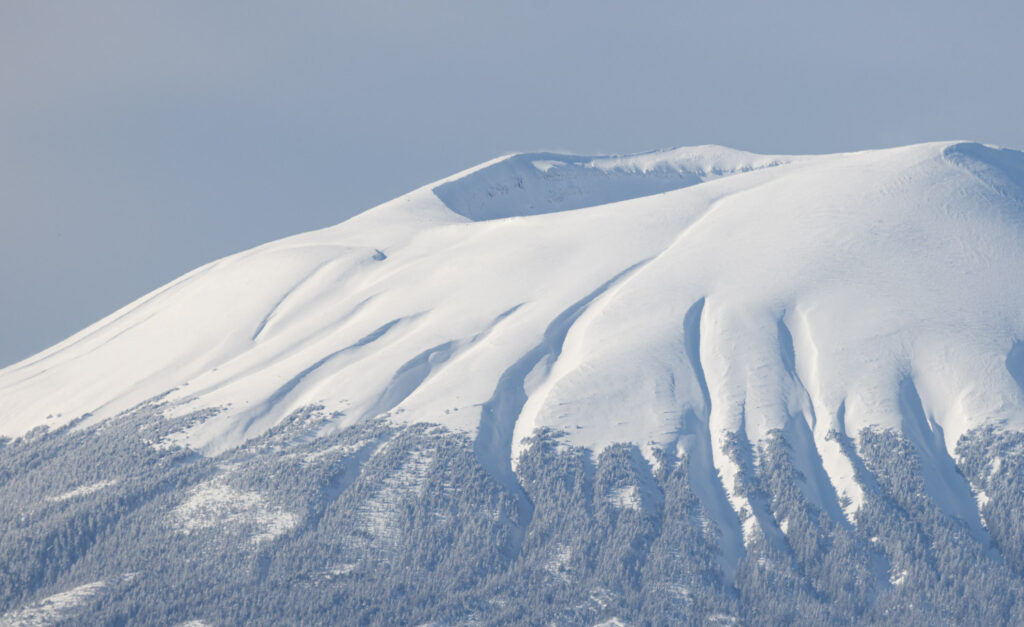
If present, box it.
[3,141,1024,531]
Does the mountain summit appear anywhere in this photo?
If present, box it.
[4,141,1024,624]
[5,142,1024,460]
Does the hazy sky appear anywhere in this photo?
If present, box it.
[2,0,1023,367]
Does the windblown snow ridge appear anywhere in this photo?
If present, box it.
[433,145,794,221]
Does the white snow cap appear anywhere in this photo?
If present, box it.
[2,141,1024,479]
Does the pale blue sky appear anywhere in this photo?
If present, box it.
[2,0,1023,367]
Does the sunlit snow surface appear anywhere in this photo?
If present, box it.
[3,141,1024,539]
[172,480,300,545]
[0,574,137,626]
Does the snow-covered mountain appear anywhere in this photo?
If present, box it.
[3,141,1024,625]
[5,141,1024,511]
